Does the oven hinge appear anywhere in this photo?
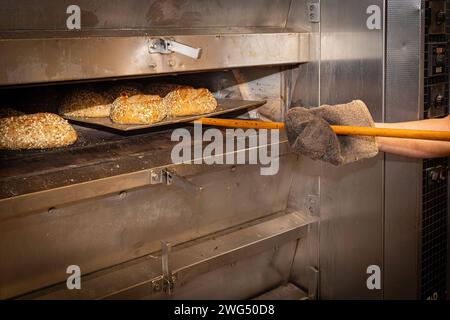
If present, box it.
[150,168,204,198]
[149,38,202,60]
[307,2,320,23]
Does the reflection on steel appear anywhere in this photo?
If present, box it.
[18,211,315,299]
[0,32,310,86]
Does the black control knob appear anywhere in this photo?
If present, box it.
[435,94,445,107]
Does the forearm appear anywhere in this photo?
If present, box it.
[375,116,450,158]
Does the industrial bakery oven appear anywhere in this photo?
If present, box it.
[0,0,317,300]
[0,0,447,300]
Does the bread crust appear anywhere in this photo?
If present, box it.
[0,113,78,150]
[110,94,167,125]
[59,89,111,118]
[163,88,217,117]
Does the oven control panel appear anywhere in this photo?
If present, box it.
[422,0,449,301]
[429,44,447,77]
[428,83,448,117]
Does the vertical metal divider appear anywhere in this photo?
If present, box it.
[316,0,322,300]
[381,0,387,300]
[416,0,425,299]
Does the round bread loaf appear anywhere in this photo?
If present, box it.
[163,88,217,117]
[110,94,167,125]
[59,89,111,118]
[145,83,193,97]
[0,113,78,150]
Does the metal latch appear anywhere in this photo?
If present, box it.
[149,38,202,60]
[150,168,204,198]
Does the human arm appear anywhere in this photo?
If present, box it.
[375,116,450,158]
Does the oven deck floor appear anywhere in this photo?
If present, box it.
[0,124,184,199]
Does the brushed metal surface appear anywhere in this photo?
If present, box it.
[290,0,321,109]
[63,99,266,131]
[164,241,298,300]
[0,0,292,31]
[287,157,321,294]
[318,0,384,299]
[383,0,423,299]
[0,32,310,86]
[0,155,296,299]
[16,211,313,299]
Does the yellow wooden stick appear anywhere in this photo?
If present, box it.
[195,117,450,142]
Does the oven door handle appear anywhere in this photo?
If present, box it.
[149,38,202,60]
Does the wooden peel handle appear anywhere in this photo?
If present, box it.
[196,118,285,130]
[196,117,450,142]
[331,126,450,141]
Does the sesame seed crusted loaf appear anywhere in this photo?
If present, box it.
[145,83,193,97]
[0,113,78,150]
[110,94,167,125]
[163,88,217,117]
[0,108,24,119]
[59,89,111,118]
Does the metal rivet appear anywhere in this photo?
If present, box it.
[168,60,176,67]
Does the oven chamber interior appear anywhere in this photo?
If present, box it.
[0,0,427,300]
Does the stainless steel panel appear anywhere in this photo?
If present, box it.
[384,0,423,299]
[0,155,296,299]
[0,135,291,218]
[166,241,298,300]
[19,211,313,299]
[287,157,321,294]
[0,32,310,85]
[0,0,292,31]
[286,0,316,31]
[318,0,384,299]
[319,157,384,299]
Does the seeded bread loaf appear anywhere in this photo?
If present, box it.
[0,113,77,150]
[163,88,217,117]
[110,94,167,125]
[59,89,111,118]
